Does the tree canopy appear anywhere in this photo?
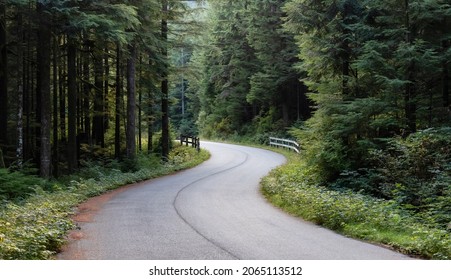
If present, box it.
[0,0,202,177]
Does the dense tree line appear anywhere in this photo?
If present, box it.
[191,0,450,221]
[282,0,450,213]
[193,0,450,138]
[284,0,450,178]
[0,0,200,178]
[190,0,311,139]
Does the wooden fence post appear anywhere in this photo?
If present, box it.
[180,135,200,151]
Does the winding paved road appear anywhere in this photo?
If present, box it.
[58,142,410,260]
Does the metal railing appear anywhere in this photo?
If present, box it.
[269,137,300,153]
[180,135,200,151]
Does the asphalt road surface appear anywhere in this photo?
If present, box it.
[58,141,410,260]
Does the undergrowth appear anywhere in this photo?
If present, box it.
[261,152,451,260]
[0,145,210,259]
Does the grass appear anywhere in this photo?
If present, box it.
[0,144,210,260]
[260,151,451,260]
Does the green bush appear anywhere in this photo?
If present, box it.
[0,144,210,259]
[0,169,47,201]
[371,128,451,206]
[333,128,451,230]
[261,151,451,259]
[0,192,79,259]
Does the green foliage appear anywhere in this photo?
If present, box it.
[365,128,450,230]
[177,118,198,136]
[370,128,450,201]
[151,129,175,155]
[284,0,451,173]
[0,192,79,259]
[0,169,47,201]
[2,0,193,174]
[192,0,307,139]
[0,144,209,259]
[168,144,210,169]
[333,128,450,210]
[261,152,451,259]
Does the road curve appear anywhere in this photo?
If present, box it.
[58,141,410,260]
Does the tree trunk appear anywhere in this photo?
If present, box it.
[92,44,105,147]
[24,18,32,162]
[126,43,137,159]
[83,37,91,144]
[17,82,24,168]
[59,36,66,143]
[444,62,449,109]
[148,114,153,153]
[404,0,416,133]
[104,47,110,132]
[16,13,24,168]
[161,0,170,160]
[0,3,8,148]
[37,3,52,178]
[67,38,78,172]
[0,148,4,168]
[282,92,289,126]
[52,35,59,176]
[443,40,450,121]
[115,44,122,159]
[147,89,153,153]
[138,55,142,152]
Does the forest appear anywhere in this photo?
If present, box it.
[0,0,206,179]
[190,0,450,259]
[0,0,450,259]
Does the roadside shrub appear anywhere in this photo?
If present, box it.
[370,128,451,206]
[261,152,451,259]
[0,169,47,201]
[0,192,79,259]
[0,144,210,259]
[331,128,451,231]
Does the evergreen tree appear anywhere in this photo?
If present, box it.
[283,0,368,180]
[0,2,7,150]
[192,0,309,139]
[126,42,137,159]
[246,0,309,127]
[285,0,451,183]
[161,0,170,160]
[36,1,52,178]
[195,1,258,137]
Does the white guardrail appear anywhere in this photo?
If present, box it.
[269,137,300,153]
